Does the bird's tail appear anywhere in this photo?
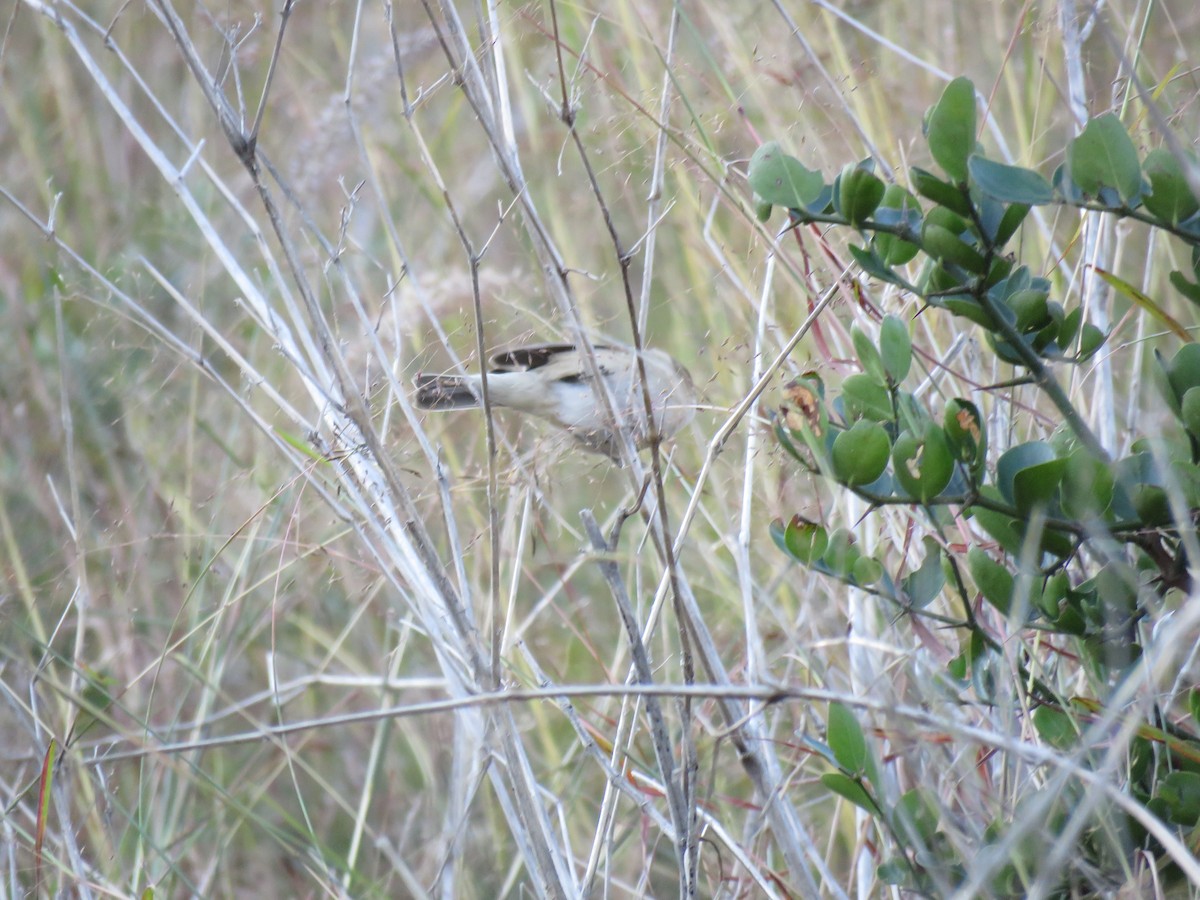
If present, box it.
[414,374,482,410]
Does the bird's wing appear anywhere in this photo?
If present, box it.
[488,343,617,373]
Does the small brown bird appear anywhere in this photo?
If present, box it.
[414,343,695,461]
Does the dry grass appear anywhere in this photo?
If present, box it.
[2,0,1199,897]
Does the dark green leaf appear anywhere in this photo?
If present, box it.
[1153,348,1183,415]
[827,702,869,774]
[1166,343,1200,404]
[892,788,940,846]
[772,515,829,565]
[922,224,987,273]
[877,859,908,885]
[1170,270,1200,305]
[1013,455,1068,516]
[985,331,1033,367]
[992,205,1031,250]
[1082,634,1142,675]
[840,373,894,421]
[852,556,884,586]
[892,424,954,502]
[1038,572,1069,619]
[941,296,999,329]
[880,315,912,383]
[996,441,1056,506]
[1057,307,1083,350]
[923,204,970,234]
[968,155,1053,204]
[947,652,968,681]
[1032,706,1078,750]
[748,141,825,210]
[1133,483,1171,526]
[1006,289,1050,331]
[820,772,877,814]
[1158,772,1200,826]
[910,166,972,216]
[984,254,1016,289]
[968,545,1014,616]
[1077,324,1107,360]
[1143,147,1200,225]
[837,163,887,225]
[871,184,923,265]
[1183,388,1200,442]
[832,420,892,486]
[825,528,860,578]
[847,243,914,289]
[976,195,1006,245]
[902,537,945,608]
[852,325,887,384]
[1060,449,1114,519]
[1066,114,1142,204]
[1093,562,1140,617]
[925,76,976,183]
[968,492,1025,557]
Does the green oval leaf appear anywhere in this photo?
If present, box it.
[1066,114,1142,204]
[984,330,1030,367]
[942,295,998,329]
[968,154,1053,204]
[847,243,914,290]
[1060,448,1115,519]
[1183,387,1200,441]
[1007,289,1050,332]
[968,545,1014,616]
[1013,455,1068,516]
[841,373,893,421]
[832,420,892,486]
[852,555,884,586]
[925,76,976,184]
[773,515,829,565]
[996,441,1056,506]
[1167,343,1200,402]
[1158,771,1200,826]
[992,202,1031,248]
[748,141,825,210]
[820,772,876,814]
[1170,270,1200,305]
[1133,483,1171,526]
[852,325,887,384]
[1038,571,1069,620]
[892,788,941,846]
[1032,706,1079,750]
[880,315,912,383]
[910,166,971,216]
[871,184,923,265]
[923,204,970,234]
[902,537,945,608]
[827,702,869,775]
[892,424,954,502]
[825,528,860,578]
[1077,323,1107,360]
[837,164,887,225]
[923,224,987,273]
[1143,147,1200,225]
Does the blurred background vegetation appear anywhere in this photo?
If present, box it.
[2,1,1199,897]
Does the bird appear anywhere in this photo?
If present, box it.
[413,342,695,461]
